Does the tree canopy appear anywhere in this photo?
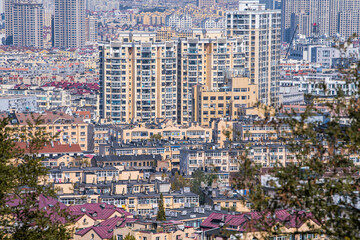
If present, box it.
[234,41,360,239]
[0,116,73,240]
[156,193,166,221]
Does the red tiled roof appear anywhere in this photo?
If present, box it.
[69,202,132,220]
[201,209,320,232]
[7,195,133,230]
[14,111,85,125]
[15,141,82,154]
[6,194,69,224]
[75,217,136,239]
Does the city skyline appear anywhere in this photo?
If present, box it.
[0,0,359,239]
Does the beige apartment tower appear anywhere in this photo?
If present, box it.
[99,33,248,125]
[177,37,246,124]
[53,0,85,48]
[85,16,97,43]
[5,0,44,47]
[193,75,257,127]
[99,35,178,123]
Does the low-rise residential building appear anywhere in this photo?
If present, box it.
[75,218,197,240]
[201,186,251,212]
[92,155,160,170]
[101,188,199,215]
[193,75,257,127]
[180,149,241,175]
[200,210,324,240]
[5,111,93,151]
[235,123,291,142]
[119,120,212,143]
[0,95,38,112]
[15,141,84,167]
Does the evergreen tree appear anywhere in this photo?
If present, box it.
[170,172,190,191]
[234,38,360,238]
[0,116,73,239]
[123,233,136,240]
[156,193,166,221]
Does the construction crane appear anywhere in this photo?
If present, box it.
[285,24,298,59]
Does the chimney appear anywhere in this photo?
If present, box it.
[212,190,217,198]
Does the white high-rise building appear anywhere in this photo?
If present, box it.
[226,0,281,105]
[53,0,85,48]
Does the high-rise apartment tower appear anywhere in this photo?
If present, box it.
[281,0,360,42]
[99,33,178,123]
[53,0,85,48]
[5,0,44,48]
[226,0,281,105]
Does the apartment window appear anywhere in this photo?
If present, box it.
[80,132,86,136]
[117,235,123,240]
[76,172,80,177]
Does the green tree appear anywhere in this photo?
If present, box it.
[149,134,162,141]
[190,170,206,204]
[170,172,190,191]
[190,170,218,205]
[235,37,360,239]
[123,233,136,240]
[0,116,73,239]
[156,193,166,221]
